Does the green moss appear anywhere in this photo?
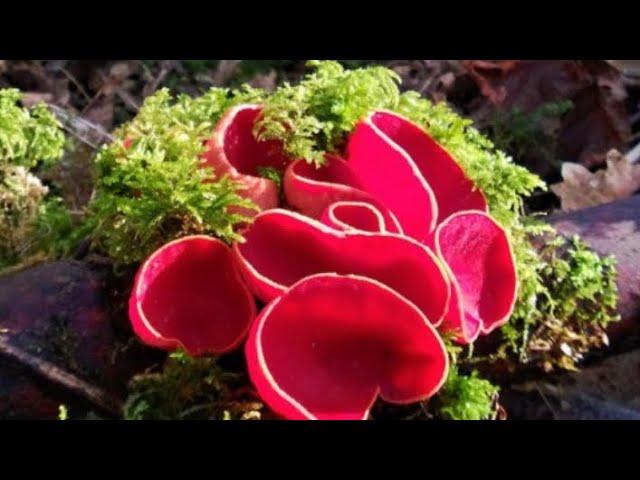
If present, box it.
[482,100,573,173]
[123,351,263,420]
[434,366,499,420]
[499,234,618,371]
[58,404,68,420]
[256,60,401,166]
[0,88,65,170]
[86,86,266,265]
[0,88,70,268]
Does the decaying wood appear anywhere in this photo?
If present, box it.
[0,337,122,416]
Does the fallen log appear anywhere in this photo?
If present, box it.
[0,259,160,419]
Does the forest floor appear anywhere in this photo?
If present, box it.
[2,59,640,420]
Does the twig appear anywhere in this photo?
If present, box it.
[0,337,122,417]
[534,384,558,420]
[47,104,114,149]
[58,66,93,104]
[142,60,177,98]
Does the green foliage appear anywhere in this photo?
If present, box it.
[256,60,401,166]
[87,86,265,265]
[435,366,499,420]
[0,88,69,268]
[0,88,65,170]
[500,232,619,370]
[123,351,263,420]
[257,166,283,190]
[34,197,88,260]
[483,100,573,173]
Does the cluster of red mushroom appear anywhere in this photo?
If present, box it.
[128,104,518,420]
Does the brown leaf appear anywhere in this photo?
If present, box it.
[462,60,521,104]
[2,61,70,107]
[142,60,177,98]
[557,82,631,168]
[19,91,54,108]
[462,60,631,170]
[82,93,115,131]
[550,149,640,211]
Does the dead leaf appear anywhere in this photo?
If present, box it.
[142,60,177,98]
[462,60,521,104]
[2,61,70,107]
[550,149,640,211]
[557,82,631,168]
[82,94,115,131]
[462,60,631,170]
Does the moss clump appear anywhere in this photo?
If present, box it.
[0,88,73,269]
[123,351,263,420]
[256,60,401,166]
[0,88,65,171]
[499,234,618,371]
[434,366,499,420]
[85,86,266,266]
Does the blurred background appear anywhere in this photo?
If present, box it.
[2,59,638,213]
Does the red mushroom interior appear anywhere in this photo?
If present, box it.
[129,236,256,356]
[284,155,367,217]
[436,211,518,337]
[234,209,450,325]
[246,274,449,420]
[284,156,403,232]
[347,115,438,241]
[439,271,482,344]
[218,105,289,176]
[368,111,487,223]
[201,104,289,212]
[320,201,387,233]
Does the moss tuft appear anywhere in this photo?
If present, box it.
[123,351,263,420]
[85,87,266,266]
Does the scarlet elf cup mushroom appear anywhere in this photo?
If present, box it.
[128,105,518,419]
